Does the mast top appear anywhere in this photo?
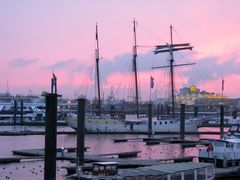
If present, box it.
[95,23,100,60]
[170,24,173,45]
[133,19,137,57]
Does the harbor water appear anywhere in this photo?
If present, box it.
[0,126,218,180]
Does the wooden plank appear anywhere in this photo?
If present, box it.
[98,151,141,158]
[0,157,21,164]
[158,156,194,163]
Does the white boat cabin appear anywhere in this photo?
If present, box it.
[199,138,240,167]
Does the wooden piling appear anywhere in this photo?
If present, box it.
[180,104,185,140]
[13,99,17,125]
[77,98,85,166]
[194,106,198,117]
[20,100,23,124]
[220,105,224,139]
[148,103,152,137]
[44,93,58,180]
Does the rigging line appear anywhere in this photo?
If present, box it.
[116,56,133,99]
[171,45,218,88]
[155,68,166,99]
[170,43,194,63]
[83,62,95,99]
[197,61,216,80]
[171,26,199,64]
[136,61,142,102]
[126,57,133,101]
[126,72,132,102]
[175,52,222,90]
[197,61,232,92]
[100,23,131,50]
[77,59,93,92]
[197,63,220,88]
[137,45,155,48]
[167,68,172,100]
[192,66,221,93]
[172,26,186,44]
[137,23,167,45]
[98,21,131,27]
[77,62,94,99]
[161,69,169,100]
[117,69,130,100]
[138,21,169,28]
[197,63,215,82]
[192,65,213,82]
[160,69,166,99]
[86,65,95,99]
[114,69,125,96]
[175,69,186,89]
[171,26,224,89]
[159,71,164,99]
[163,70,168,99]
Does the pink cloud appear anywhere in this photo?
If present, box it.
[198,74,240,98]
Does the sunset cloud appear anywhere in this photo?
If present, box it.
[0,0,239,100]
[9,58,38,68]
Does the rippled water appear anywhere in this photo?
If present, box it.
[0,126,217,179]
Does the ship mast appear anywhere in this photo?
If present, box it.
[95,23,101,117]
[153,25,194,118]
[133,19,139,119]
[169,25,175,118]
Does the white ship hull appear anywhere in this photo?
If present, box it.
[66,113,204,133]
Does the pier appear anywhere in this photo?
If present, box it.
[0,77,238,179]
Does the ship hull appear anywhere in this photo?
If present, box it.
[65,114,204,133]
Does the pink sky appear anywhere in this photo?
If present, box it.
[0,0,239,100]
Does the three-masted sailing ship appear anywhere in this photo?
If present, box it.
[65,21,205,132]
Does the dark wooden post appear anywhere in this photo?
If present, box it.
[13,99,17,125]
[180,104,185,140]
[77,98,85,167]
[194,106,198,117]
[148,103,153,136]
[220,105,224,139]
[44,94,58,180]
[20,100,24,124]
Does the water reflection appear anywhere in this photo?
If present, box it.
[0,126,222,179]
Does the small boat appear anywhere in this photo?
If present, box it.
[199,138,240,168]
[0,93,45,121]
[69,161,215,180]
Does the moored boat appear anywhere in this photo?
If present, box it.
[65,22,205,133]
[66,112,205,133]
[199,138,240,168]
